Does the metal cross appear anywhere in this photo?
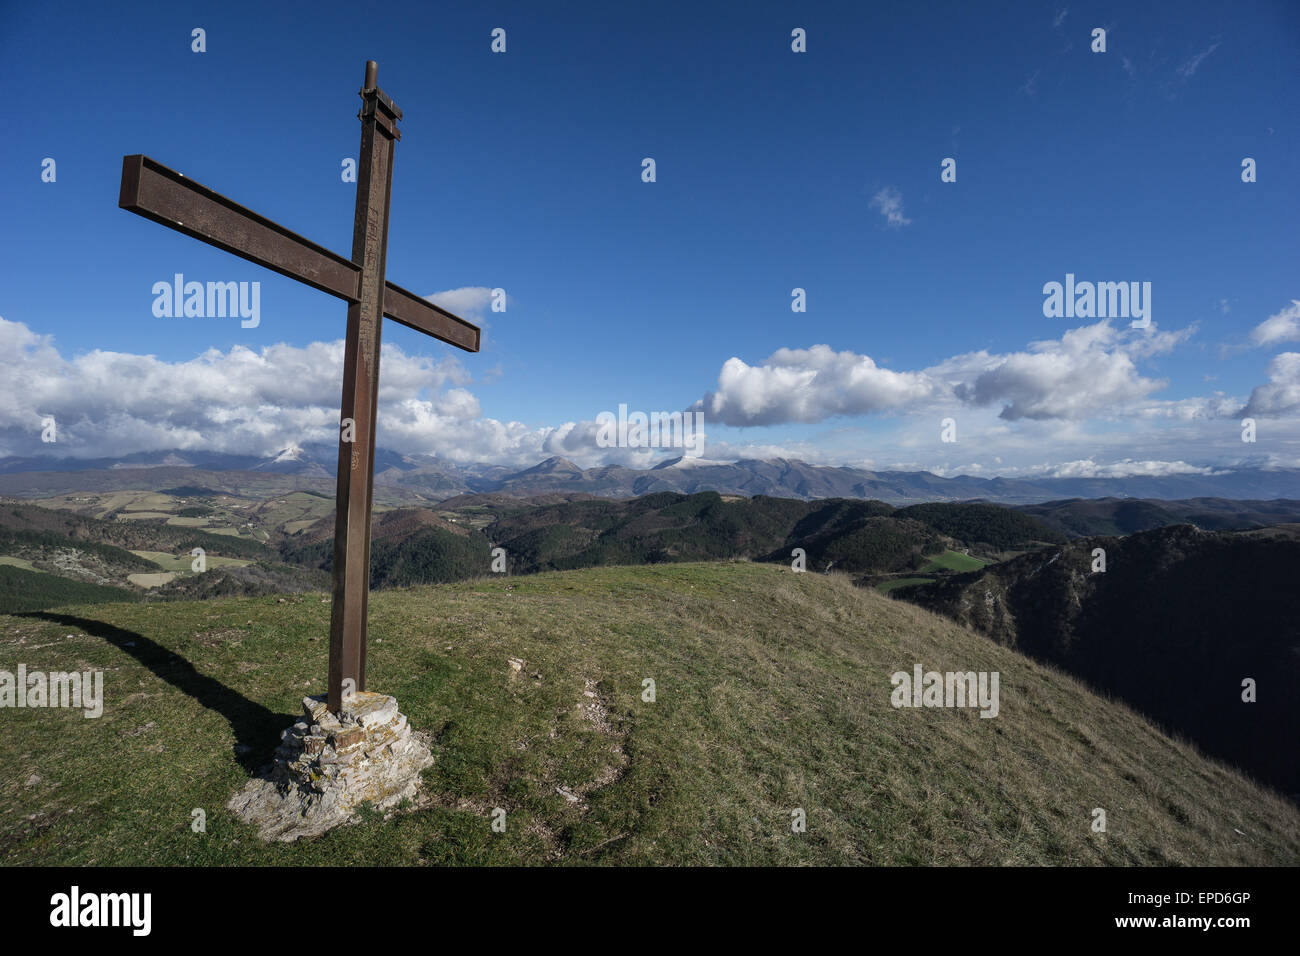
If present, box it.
[118,61,480,712]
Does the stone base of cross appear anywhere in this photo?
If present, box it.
[227,691,433,841]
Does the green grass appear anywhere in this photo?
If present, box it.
[920,549,989,573]
[1,562,1296,866]
[129,550,252,572]
[876,576,934,594]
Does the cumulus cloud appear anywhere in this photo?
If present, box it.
[0,314,736,469]
[0,315,556,464]
[950,322,1188,420]
[698,321,1193,427]
[6,305,1287,479]
[697,346,936,426]
[1248,300,1300,347]
[1242,352,1300,417]
[869,187,911,227]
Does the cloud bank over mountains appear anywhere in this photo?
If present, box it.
[3,295,1298,478]
[698,321,1197,427]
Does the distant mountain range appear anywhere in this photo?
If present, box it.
[3,446,1299,504]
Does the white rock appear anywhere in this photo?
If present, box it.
[226,692,433,842]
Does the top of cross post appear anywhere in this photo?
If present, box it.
[359,59,402,139]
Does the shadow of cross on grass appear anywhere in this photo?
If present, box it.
[20,612,295,773]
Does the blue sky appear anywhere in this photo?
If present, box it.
[2,0,1298,477]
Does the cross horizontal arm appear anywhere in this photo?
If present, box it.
[118,155,480,352]
[382,281,480,351]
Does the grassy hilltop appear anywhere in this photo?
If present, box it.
[1,561,1296,866]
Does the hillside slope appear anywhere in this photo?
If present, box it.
[0,501,322,610]
[1,562,1296,865]
[893,525,1300,797]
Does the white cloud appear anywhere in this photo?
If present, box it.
[869,187,911,227]
[1043,459,1224,479]
[6,306,1292,480]
[1242,352,1300,417]
[0,314,747,470]
[698,346,936,427]
[1248,300,1300,347]
[0,315,556,465]
[422,286,499,321]
[432,387,481,420]
[1131,394,1241,421]
[951,322,1189,420]
[699,321,1194,428]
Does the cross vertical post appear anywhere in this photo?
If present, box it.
[328,60,401,712]
[117,60,481,719]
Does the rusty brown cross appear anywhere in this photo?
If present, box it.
[118,61,480,712]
